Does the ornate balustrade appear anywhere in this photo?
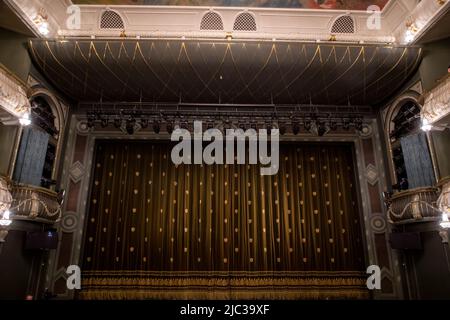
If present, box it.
[437,176,450,214]
[421,74,450,125]
[10,183,61,224]
[387,187,441,224]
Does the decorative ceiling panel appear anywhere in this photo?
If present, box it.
[29,40,421,106]
[72,0,389,10]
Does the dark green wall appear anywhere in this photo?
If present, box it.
[419,38,450,91]
[0,27,31,83]
[419,38,450,181]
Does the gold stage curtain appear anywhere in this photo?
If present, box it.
[83,141,364,274]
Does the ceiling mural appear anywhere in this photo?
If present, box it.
[72,0,389,10]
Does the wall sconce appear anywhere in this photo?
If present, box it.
[421,118,432,131]
[438,181,450,229]
[19,111,31,126]
[441,212,450,229]
[33,9,50,36]
[0,178,13,243]
[405,20,419,43]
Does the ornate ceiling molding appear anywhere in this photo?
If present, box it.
[422,75,450,125]
[0,66,30,120]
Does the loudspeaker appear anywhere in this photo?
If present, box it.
[25,230,58,250]
[389,232,422,250]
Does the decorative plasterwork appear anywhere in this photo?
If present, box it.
[437,177,450,214]
[421,75,450,125]
[366,164,379,186]
[69,161,85,183]
[0,67,30,118]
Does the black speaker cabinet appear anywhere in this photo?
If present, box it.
[389,232,422,250]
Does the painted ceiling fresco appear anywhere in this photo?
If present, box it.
[72,0,389,10]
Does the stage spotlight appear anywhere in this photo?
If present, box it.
[153,121,161,134]
[304,120,312,132]
[342,119,350,131]
[355,118,363,131]
[166,123,174,134]
[114,118,122,129]
[126,119,136,135]
[100,117,109,128]
[317,122,328,137]
[279,124,287,135]
[329,120,338,131]
[141,118,149,129]
[292,122,300,135]
[87,116,95,129]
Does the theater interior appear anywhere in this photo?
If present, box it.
[0,0,449,301]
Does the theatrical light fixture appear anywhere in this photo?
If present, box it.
[114,118,122,129]
[166,123,174,134]
[291,121,300,135]
[100,118,109,128]
[153,121,161,134]
[354,118,364,131]
[304,120,312,132]
[317,121,328,137]
[87,116,95,129]
[329,119,338,131]
[140,118,149,129]
[125,119,136,135]
[342,119,350,131]
[279,124,287,136]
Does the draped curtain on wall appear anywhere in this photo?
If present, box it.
[401,132,436,189]
[13,127,49,186]
[81,141,367,299]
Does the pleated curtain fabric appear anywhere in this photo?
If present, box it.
[13,127,49,186]
[400,132,436,189]
[83,141,364,274]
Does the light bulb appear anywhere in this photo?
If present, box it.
[19,112,31,126]
[38,21,49,36]
[421,118,432,132]
[0,210,12,226]
[440,212,450,229]
[405,30,414,43]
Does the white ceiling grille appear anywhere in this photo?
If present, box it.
[331,15,355,34]
[233,12,257,31]
[100,10,125,29]
[200,11,224,30]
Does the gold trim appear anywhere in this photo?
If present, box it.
[11,183,58,198]
[390,187,438,200]
[79,272,369,300]
[437,176,450,187]
[80,288,369,300]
